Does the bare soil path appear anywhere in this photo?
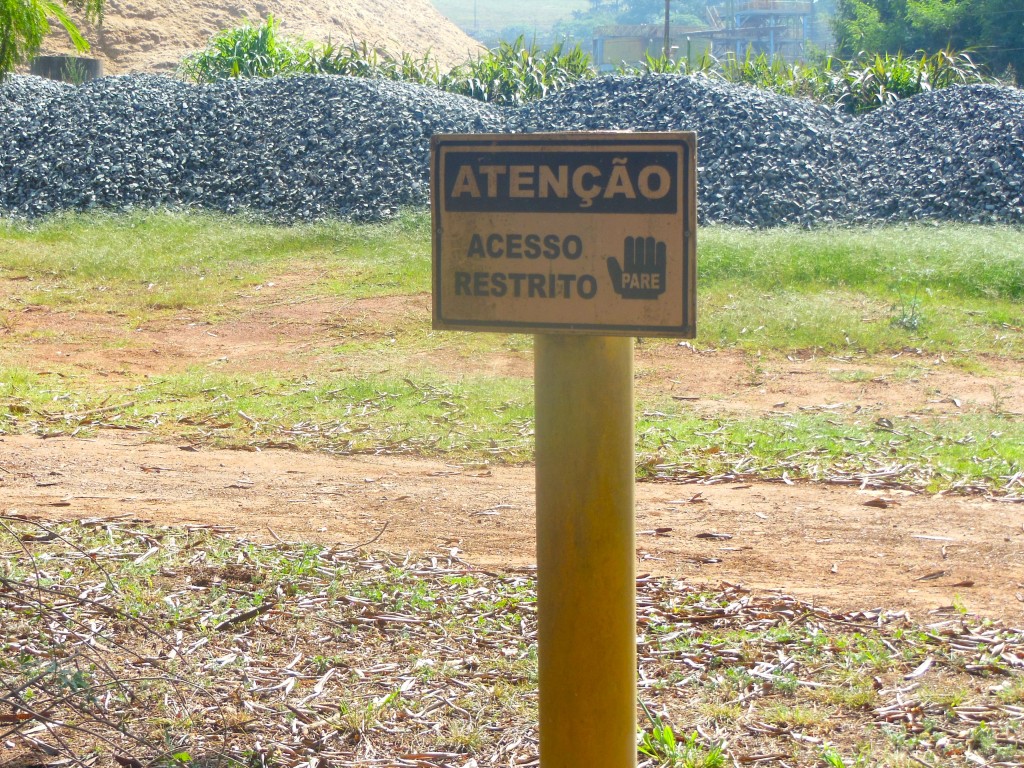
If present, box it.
[6,288,1024,416]
[2,283,1024,622]
[3,431,1023,623]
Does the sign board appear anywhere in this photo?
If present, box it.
[431,132,697,338]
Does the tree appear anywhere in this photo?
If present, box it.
[833,0,1023,83]
[0,0,104,81]
[958,0,1024,83]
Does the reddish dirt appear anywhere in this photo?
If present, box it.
[7,286,1024,417]
[3,432,1024,623]
[2,286,1024,623]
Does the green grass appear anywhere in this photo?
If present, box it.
[3,364,1021,490]
[3,213,1021,356]
[699,225,1024,356]
[0,210,431,313]
[701,225,1024,301]
[2,212,1022,490]
[637,404,1024,491]
[0,366,536,458]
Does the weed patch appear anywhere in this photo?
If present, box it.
[2,519,1021,766]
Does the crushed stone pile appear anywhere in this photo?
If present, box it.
[510,75,851,227]
[0,75,502,221]
[835,84,1024,225]
[1,73,1022,226]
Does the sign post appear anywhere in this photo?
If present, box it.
[535,333,636,766]
[432,132,696,768]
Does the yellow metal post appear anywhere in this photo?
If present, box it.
[535,333,636,768]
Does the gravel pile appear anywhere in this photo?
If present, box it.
[1,73,1023,226]
[835,84,1024,224]
[0,75,502,220]
[512,74,851,226]
[0,75,71,113]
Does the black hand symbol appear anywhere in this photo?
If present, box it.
[607,236,668,300]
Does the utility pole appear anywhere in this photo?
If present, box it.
[664,0,671,59]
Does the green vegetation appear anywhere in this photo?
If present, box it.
[0,209,429,311]
[621,47,994,113]
[2,362,1022,490]
[4,212,1021,351]
[832,48,993,111]
[698,224,1024,354]
[180,17,448,86]
[637,406,1024,491]
[178,14,314,81]
[0,0,103,80]
[177,17,1001,114]
[442,35,595,105]
[833,0,1024,85]
[639,699,727,767]
[182,23,593,107]
[1,519,1020,766]
[309,39,444,85]
[700,225,1024,301]
[0,367,536,459]
[2,212,1022,492]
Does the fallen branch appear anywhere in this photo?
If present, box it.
[331,520,389,554]
[49,401,136,422]
[213,601,278,631]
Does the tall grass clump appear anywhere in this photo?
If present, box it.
[177,17,996,115]
[179,18,444,85]
[705,46,992,112]
[835,49,991,113]
[627,47,993,112]
[716,48,838,100]
[440,35,595,106]
[618,49,716,75]
[178,23,596,105]
[179,15,314,82]
[308,41,443,85]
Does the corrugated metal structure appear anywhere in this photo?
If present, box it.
[592,24,713,71]
[704,0,831,59]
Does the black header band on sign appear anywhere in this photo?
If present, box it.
[442,149,680,215]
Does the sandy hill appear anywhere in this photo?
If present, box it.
[38,0,482,75]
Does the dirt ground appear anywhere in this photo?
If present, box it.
[2,285,1024,623]
[37,0,481,74]
[4,430,1024,623]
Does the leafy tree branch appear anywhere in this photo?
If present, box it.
[0,0,103,81]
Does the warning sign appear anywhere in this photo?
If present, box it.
[431,132,696,338]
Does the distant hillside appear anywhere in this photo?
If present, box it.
[39,0,483,74]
